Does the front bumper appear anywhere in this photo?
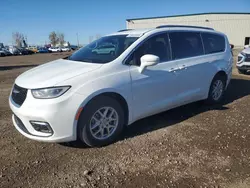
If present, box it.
[9,89,85,142]
[236,62,250,70]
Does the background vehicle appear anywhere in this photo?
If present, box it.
[92,44,115,55]
[48,47,62,52]
[18,48,30,55]
[28,46,38,53]
[237,47,250,74]
[9,26,232,147]
[61,46,71,52]
[26,49,35,55]
[8,46,22,55]
[38,47,49,53]
[0,50,6,57]
[0,48,12,56]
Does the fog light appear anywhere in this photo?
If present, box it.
[30,121,53,134]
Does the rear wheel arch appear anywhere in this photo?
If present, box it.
[215,71,227,83]
[209,70,227,90]
[206,70,227,104]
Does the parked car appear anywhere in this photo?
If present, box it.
[18,48,30,55]
[0,50,6,57]
[26,49,35,55]
[38,47,49,53]
[9,25,233,147]
[3,49,13,56]
[61,46,71,52]
[237,47,250,74]
[28,46,38,53]
[8,46,22,55]
[92,44,115,55]
[0,49,12,56]
[48,47,62,52]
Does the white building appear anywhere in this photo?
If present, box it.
[126,12,250,47]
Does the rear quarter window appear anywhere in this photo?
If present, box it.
[202,33,226,54]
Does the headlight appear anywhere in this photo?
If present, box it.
[240,52,246,57]
[238,56,243,62]
[31,86,70,99]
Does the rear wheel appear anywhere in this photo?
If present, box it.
[78,96,125,147]
[206,74,226,104]
[238,69,247,74]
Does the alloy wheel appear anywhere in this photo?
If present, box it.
[89,107,119,140]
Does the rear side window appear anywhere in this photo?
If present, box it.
[169,32,204,60]
[202,33,225,54]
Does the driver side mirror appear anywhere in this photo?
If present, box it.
[139,54,159,73]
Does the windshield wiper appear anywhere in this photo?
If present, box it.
[69,58,93,63]
[80,59,93,62]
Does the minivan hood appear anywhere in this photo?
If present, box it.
[242,48,250,54]
[15,59,102,89]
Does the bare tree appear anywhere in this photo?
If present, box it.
[49,31,58,46]
[58,33,65,46]
[12,32,24,47]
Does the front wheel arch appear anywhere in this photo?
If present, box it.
[76,94,128,146]
[75,92,129,137]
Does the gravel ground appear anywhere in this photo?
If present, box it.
[1,51,250,188]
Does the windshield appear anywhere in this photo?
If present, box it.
[68,35,138,63]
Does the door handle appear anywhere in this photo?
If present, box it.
[179,65,187,70]
[169,67,180,72]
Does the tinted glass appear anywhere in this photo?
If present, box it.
[129,33,171,66]
[202,33,225,54]
[68,35,138,64]
[169,32,203,60]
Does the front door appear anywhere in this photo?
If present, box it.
[128,32,181,121]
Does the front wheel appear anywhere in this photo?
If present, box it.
[206,75,226,104]
[78,96,125,147]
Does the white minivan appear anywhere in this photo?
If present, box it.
[9,25,233,147]
[237,47,250,74]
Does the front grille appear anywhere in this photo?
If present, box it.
[11,84,27,106]
[245,57,250,62]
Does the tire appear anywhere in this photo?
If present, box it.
[238,69,247,74]
[78,96,125,147]
[206,74,226,104]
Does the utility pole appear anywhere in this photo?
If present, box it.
[76,33,79,48]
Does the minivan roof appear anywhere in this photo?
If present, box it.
[108,29,152,36]
[109,25,223,37]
